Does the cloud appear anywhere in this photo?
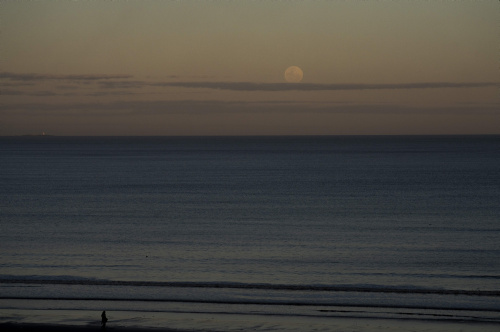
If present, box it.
[0,82,35,87]
[2,99,498,117]
[0,89,59,96]
[0,87,168,97]
[0,72,133,81]
[98,80,150,89]
[150,81,499,92]
[4,72,496,93]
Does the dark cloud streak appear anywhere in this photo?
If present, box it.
[2,99,498,117]
[152,81,499,91]
[0,72,133,81]
[3,72,496,92]
[1,89,59,96]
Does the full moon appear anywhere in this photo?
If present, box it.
[284,66,304,83]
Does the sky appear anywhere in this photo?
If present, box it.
[1,1,498,136]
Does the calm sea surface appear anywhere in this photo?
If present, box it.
[1,136,499,330]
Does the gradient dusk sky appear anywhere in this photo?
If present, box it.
[1,1,498,136]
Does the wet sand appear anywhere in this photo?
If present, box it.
[2,317,500,332]
[1,305,499,332]
[0,323,184,332]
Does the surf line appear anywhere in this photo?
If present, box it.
[1,279,499,297]
[2,296,500,313]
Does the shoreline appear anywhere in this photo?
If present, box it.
[2,311,500,332]
[0,323,184,332]
[2,320,500,332]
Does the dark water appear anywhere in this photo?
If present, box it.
[1,136,499,328]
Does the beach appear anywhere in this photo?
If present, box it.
[2,296,500,332]
[1,136,499,332]
[2,309,500,332]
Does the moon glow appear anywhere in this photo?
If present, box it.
[284,66,304,83]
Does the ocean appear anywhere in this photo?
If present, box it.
[1,136,499,331]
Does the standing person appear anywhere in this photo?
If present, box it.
[101,311,108,329]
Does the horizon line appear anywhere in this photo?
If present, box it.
[4,134,500,138]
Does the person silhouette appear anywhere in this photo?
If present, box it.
[101,311,108,329]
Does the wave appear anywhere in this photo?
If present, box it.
[2,295,500,315]
[1,276,498,297]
